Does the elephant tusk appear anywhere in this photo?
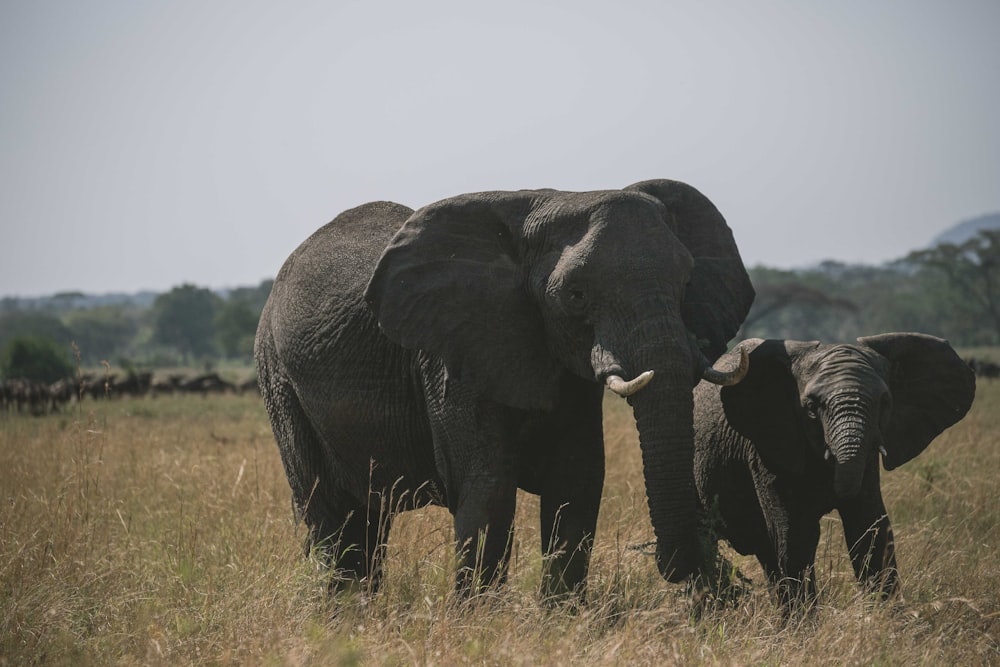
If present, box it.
[825,448,833,462]
[702,347,750,387]
[606,370,655,397]
[879,445,888,458]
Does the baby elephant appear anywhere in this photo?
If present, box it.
[693,333,976,607]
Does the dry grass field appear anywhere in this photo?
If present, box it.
[2,368,999,665]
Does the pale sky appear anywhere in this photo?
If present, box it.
[2,1,998,298]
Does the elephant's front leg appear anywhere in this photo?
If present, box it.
[775,514,821,610]
[537,381,605,602]
[423,373,520,596]
[838,482,898,600]
[757,480,821,611]
[453,473,518,594]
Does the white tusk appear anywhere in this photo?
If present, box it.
[879,445,888,458]
[606,370,655,397]
[825,448,833,461]
[702,347,749,387]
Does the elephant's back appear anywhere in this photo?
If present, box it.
[278,201,414,296]
[259,201,413,357]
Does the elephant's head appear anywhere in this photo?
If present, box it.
[364,179,755,581]
[720,333,976,499]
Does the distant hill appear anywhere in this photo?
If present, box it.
[931,213,1000,247]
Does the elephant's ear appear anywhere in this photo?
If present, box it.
[625,179,755,362]
[858,332,976,470]
[365,191,562,410]
[720,339,818,475]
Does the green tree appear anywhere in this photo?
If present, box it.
[226,279,273,314]
[0,312,72,353]
[151,284,221,359]
[740,276,857,340]
[906,230,1000,344]
[65,307,139,364]
[1,335,75,382]
[214,300,259,360]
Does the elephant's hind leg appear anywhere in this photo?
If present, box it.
[258,371,359,573]
[320,499,393,593]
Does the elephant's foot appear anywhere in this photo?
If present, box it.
[538,574,588,610]
[773,571,820,620]
[453,561,510,601]
[858,566,900,604]
[691,554,752,612]
[538,541,591,607]
[452,529,513,600]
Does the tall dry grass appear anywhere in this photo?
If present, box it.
[1,376,998,665]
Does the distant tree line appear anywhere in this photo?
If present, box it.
[742,229,1000,346]
[1,229,998,384]
[0,280,272,374]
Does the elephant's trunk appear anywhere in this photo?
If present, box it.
[827,393,874,499]
[630,375,700,581]
[592,305,705,582]
[619,315,701,583]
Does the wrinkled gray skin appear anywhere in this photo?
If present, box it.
[255,179,754,599]
[694,334,976,608]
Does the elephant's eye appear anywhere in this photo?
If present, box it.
[567,289,587,311]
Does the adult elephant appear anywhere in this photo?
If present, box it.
[255,179,755,599]
[693,334,976,608]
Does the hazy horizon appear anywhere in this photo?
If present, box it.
[6,210,997,301]
[3,1,998,298]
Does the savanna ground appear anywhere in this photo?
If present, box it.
[2,357,999,665]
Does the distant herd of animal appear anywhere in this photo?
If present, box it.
[966,356,1000,379]
[0,371,258,415]
[5,179,989,613]
[4,358,992,420]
